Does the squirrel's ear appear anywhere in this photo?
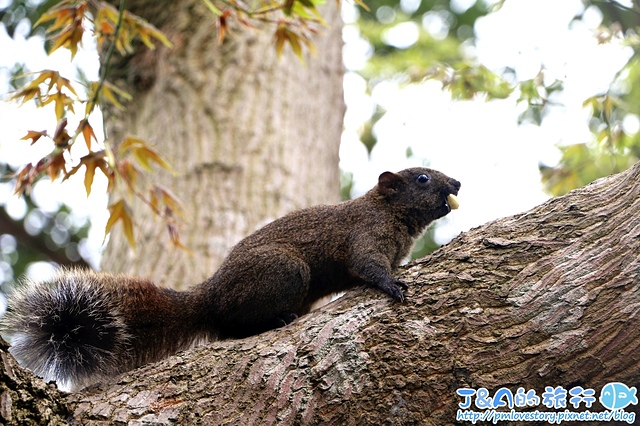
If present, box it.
[377,171,403,197]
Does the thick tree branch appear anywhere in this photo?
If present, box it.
[59,162,640,424]
[0,337,69,424]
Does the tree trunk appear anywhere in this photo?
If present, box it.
[1,161,628,424]
[100,0,344,290]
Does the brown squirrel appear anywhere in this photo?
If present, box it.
[0,167,460,390]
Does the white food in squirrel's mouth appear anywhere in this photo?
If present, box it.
[446,194,460,210]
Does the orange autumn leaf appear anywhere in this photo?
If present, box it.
[83,159,97,196]
[77,119,97,150]
[20,130,48,145]
[52,117,71,148]
[46,152,67,181]
[216,9,233,45]
[13,164,38,195]
[35,0,88,58]
[117,160,142,194]
[273,23,312,62]
[65,151,109,196]
[94,1,172,54]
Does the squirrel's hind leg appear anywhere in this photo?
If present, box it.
[212,245,311,338]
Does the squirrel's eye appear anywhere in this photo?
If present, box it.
[416,174,430,184]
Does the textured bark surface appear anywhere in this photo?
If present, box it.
[100,0,344,289]
[55,162,639,425]
[0,338,68,425]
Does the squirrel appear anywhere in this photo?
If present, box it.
[0,167,460,390]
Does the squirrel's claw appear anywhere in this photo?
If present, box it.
[376,279,407,302]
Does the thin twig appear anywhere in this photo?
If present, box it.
[88,0,127,125]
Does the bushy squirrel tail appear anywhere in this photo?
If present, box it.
[1,270,131,391]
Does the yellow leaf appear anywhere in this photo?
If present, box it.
[94,150,115,193]
[37,1,87,58]
[118,136,143,155]
[84,160,96,196]
[201,0,223,16]
[121,206,136,248]
[34,0,75,28]
[138,29,155,50]
[147,27,173,48]
[275,26,286,57]
[140,147,174,172]
[287,31,303,60]
[119,137,175,173]
[30,70,58,87]
[106,199,136,249]
[582,95,597,109]
[101,84,126,110]
[54,73,78,97]
[40,91,74,121]
[10,87,41,104]
[105,200,122,235]
[150,186,160,212]
[603,94,614,119]
[104,142,117,169]
[352,0,370,12]
[85,81,99,115]
[9,70,60,104]
[105,81,133,101]
[132,148,153,172]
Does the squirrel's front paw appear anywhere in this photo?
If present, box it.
[376,279,407,302]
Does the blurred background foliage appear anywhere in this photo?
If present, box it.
[1,164,90,288]
[1,0,640,285]
[346,0,640,198]
[344,0,640,258]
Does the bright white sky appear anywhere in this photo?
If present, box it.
[0,0,633,279]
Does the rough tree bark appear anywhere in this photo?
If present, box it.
[2,162,637,424]
[100,0,344,289]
